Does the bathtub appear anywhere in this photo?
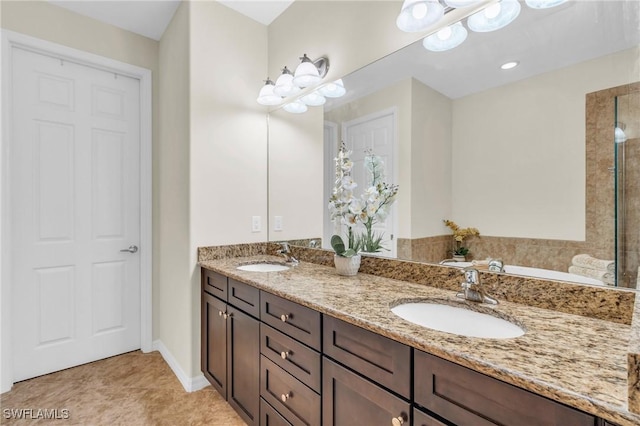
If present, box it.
[442,261,607,286]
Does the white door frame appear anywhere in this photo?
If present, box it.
[1,30,153,393]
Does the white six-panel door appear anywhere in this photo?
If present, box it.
[342,110,397,258]
[11,47,141,381]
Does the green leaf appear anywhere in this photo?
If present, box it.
[331,234,346,255]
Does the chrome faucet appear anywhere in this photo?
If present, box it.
[456,267,498,304]
[277,242,299,265]
[488,258,504,273]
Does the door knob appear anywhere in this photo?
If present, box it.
[120,245,139,253]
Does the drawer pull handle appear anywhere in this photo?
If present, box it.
[280,350,291,360]
[391,415,405,426]
[280,314,290,322]
[280,392,291,403]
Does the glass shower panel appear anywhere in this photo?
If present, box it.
[614,91,639,289]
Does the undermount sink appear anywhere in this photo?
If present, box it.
[391,302,524,339]
[236,263,290,272]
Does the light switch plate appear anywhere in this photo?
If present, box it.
[252,216,261,232]
[274,216,283,231]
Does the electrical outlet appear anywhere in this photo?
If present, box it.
[252,216,261,233]
[274,216,283,232]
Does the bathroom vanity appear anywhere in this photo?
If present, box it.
[199,252,637,426]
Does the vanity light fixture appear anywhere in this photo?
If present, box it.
[293,54,329,88]
[300,91,327,106]
[423,21,468,51]
[500,60,519,70]
[283,99,308,114]
[524,0,568,9]
[396,0,445,32]
[319,79,346,98]
[256,54,344,113]
[444,0,483,7]
[256,78,282,106]
[273,66,300,97]
[467,0,521,32]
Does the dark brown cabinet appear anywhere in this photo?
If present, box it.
[201,267,616,426]
[414,350,597,426]
[201,270,260,426]
[323,357,410,426]
[259,292,322,425]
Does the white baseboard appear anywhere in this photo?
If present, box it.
[152,340,210,392]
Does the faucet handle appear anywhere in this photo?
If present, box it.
[488,258,504,272]
[462,267,481,286]
[279,241,291,252]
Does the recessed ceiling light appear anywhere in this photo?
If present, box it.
[500,61,519,70]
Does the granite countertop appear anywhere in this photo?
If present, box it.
[200,256,637,426]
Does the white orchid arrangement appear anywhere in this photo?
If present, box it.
[328,143,399,256]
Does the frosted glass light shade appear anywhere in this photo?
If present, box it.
[293,57,321,88]
[319,79,346,98]
[283,100,308,114]
[300,91,326,106]
[525,0,567,9]
[256,80,282,106]
[274,67,300,97]
[467,0,521,32]
[444,0,483,8]
[396,0,444,33]
[423,22,468,51]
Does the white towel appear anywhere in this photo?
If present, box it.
[568,265,614,285]
[571,254,615,274]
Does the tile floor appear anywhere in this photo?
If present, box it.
[0,351,246,425]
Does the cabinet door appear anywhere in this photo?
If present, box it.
[202,292,227,397]
[414,351,596,426]
[227,306,260,426]
[323,357,409,426]
[413,407,450,426]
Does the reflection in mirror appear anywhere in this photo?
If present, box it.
[268,0,640,288]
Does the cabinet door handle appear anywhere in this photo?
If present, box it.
[222,312,232,320]
[391,415,405,426]
[218,311,223,317]
[280,392,291,403]
[280,350,291,360]
[280,314,290,322]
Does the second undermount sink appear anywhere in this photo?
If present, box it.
[391,302,524,339]
[236,263,290,272]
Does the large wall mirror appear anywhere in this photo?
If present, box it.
[267,0,640,289]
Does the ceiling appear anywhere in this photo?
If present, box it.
[48,0,293,40]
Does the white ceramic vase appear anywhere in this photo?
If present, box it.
[334,254,361,276]
[453,254,467,262]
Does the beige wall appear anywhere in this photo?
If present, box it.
[452,47,640,240]
[411,79,453,238]
[269,107,324,241]
[158,2,191,379]
[188,0,268,376]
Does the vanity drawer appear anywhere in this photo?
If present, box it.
[414,351,596,426]
[413,407,449,426]
[202,268,227,300]
[228,278,260,318]
[260,398,292,426]
[261,292,321,351]
[260,323,321,393]
[260,355,321,426]
[323,315,411,399]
